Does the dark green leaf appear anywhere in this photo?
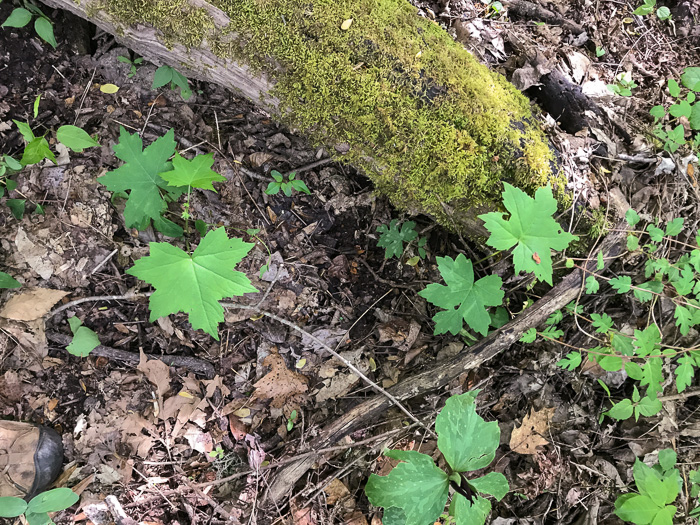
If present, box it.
[2,8,32,28]
[33,17,56,48]
[152,65,173,89]
[6,199,25,220]
[0,271,21,289]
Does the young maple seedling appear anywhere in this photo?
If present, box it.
[265,170,310,197]
[365,391,508,525]
[127,227,258,340]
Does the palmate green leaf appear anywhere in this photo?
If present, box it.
[640,358,663,397]
[557,351,582,370]
[591,313,613,333]
[479,184,577,285]
[674,305,693,335]
[160,153,225,190]
[365,449,449,525]
[377,220,418,259]
[127,227,257,340]
[435,391,500,472]
[418,254,503,335]
[98,127,177,230]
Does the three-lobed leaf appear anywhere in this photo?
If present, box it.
[365,449,449,525]
[435,391,500,472]
[126,227,257,340]
[479,184,577,285]
[376,220,418,259]
[160,153,225,190]
[419,254,504,335]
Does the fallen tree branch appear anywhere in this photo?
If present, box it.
[263,220,628,503]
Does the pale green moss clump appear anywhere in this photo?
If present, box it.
[100,0,565,230]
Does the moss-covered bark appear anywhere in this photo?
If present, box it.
[82,0,565,231]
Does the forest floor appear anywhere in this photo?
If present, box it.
[1,0,700,524]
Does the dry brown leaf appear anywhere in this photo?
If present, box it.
[510,407,555,455]
[291,500,316,525]
[137,350,171,408]
[14,227,54,279]
[0,288,68,321]
[248,151,276,167]
[184,424,213,456]
[323,479,355,510]
[252,351,308,409]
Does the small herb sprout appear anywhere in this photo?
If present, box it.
[614,450,681,524]
[0,487,79,525]
[376,220,427,260]
[208,446,225,459]
[1,2,57,48]
[595,46,606,57]
[152,65,192,100]
[365,391,508,525]
[607,72,638,97]
[117,55,144,78]
[633,0,671,20]
[265,170,310,197]
[649,69,700,153]
[286,409,298,431]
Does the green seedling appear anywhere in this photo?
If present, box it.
[66,316,100,357]
[633,0,671,20]
[614,450,680,525]
[117,55,144,78]
[0,487,79,525]
[152,65,192,100]
[365,391,508,525]
[208,446,225,459]
[376,219,426,260]
[1,2,57,48]
[265,170,310,197]
[607,72,638,97]
[286,409,298,431]
[649,69,700,153]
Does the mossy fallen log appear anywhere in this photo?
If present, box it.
[41,0,565,235]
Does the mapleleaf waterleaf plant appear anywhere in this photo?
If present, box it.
[365,391,508,525]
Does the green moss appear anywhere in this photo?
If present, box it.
[92,0,566,231]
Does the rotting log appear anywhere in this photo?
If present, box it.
[263,221,627,502]
[40,0,566,236]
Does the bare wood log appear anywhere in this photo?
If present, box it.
[40,0,564,237]
[264,221,627,502]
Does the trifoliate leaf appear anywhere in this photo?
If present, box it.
[98,127,177,230]
[615,494,664,523]
[520,327,536,343]
[66,316,100,357]
[160,153,225,190]
[479,184,577,284]
[376,220,417,259]
[591,313,613,333]
[365,449,448,525]
[56,125,99,152]
[665,218,684,236]
[435,391,499,472]
[625,208,640,226]
[127,227,257,340]
[610,276,632,293]
[675,355,695,393]
[418,254,504,335]
[585,276,600,294]
[557,351,582,371]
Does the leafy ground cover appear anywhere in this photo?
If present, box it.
[1,0,700,524]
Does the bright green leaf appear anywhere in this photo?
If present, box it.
[56,125,99,152]
[365,449,449,525]
[681,67,700,91]
[2,7,32,28]
[674,305,693,335]
[557,351,581,371]
[418,254,504,335]
[636,395,662,418]
[152,65,174,89]
[520,327,536,343]
[626,208,641,226]
[591,313,613,333]
[665,218,684,236]
[66,317,100,357]
[585,275,600,294]
[26,488,78,514]
[452,493,491,525]
[650,105,665,120]
[126,227,257,340]
[0,496,27,517]
[479,183,577,284]
[435,391,499,472]
[97,127,176,230]
[675,355,694,392]
[615,494,660,523]
[610,276,632,293]
[20,137,55,166]
[658,449,677,471]
[160,153,225,190]
[668,79,681,98]
[33,17,56,48]
[377,220,418,259]
[606,399,634,420]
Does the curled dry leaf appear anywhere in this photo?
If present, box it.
[252,351,308,409]
[509,407,555,455]
[0,288,68,321]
